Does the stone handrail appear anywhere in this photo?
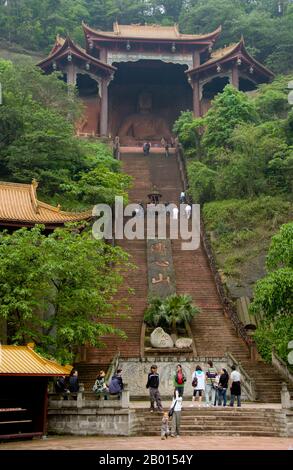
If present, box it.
[175,141,188,193]
[272,349,293,386]
[140,322,146,359]
[49,383,85,407]
[281,383,292,409]
[226,351,257,401]
[201,226,257,359]
[174,142,257,359]
[105,351,121,385]
[49,382,130,409]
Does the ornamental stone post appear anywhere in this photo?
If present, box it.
[281,382,291,409]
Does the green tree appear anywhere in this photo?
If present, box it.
[250,267,293,318]
[173,111,203,158]
[0,224,130,363]
[61,165,132,205]
[266,221,293,270]
[187,161,216,204]
[250,222,293,363]
[202,85,259,154]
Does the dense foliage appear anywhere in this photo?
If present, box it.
[0,224,131,363]
[0,59,131,209]
[175,80,293,204]
[250,222,293,363]
[0,1,292,73]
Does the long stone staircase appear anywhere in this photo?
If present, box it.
[78,148,292,405]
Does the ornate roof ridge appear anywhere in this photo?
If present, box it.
[82,21,222,42]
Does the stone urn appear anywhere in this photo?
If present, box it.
[175,338,193,349]
[150,327,174,348]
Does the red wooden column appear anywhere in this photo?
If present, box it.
[192,79,201,118]
[100,77,109,136]
[231,65,239,89]
[192,51,200,68]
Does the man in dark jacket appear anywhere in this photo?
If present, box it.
[108,368,124,398]
[146,365,163,412]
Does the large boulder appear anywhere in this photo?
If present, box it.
[175,338,193,349]
[150,327,174,348]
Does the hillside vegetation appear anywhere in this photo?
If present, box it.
[0,1,292,73]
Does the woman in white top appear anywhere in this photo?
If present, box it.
[191,365,205,407]
[170,390,183,437]
[229,365,241,407]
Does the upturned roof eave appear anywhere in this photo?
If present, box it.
[186,39,274,79]
[38,36,116,73]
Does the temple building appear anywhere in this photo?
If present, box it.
[0,180,91,230]
[38,22,274,144]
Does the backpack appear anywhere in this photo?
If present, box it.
[192,375,198,388]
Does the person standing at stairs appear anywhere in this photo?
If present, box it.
[146,365,163,413]
[217,368,229,407]
[191,365,205,407]
[170,390,183,437]
[229,365,241,407]
[173,364,187,397]
[165,142,170,158]
[179,191,186,204]
[143,141,151,156]
[205,361,218,407]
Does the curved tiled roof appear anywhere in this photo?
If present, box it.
[38,36,116,73]
[187,39,274,78]
[0,181,92,226]
[0,345,72,376]
[83,22,222,42]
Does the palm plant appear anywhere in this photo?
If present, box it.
[144,294,200,333]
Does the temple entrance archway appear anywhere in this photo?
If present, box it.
[109,60,192,144]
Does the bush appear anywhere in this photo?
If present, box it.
[144,294,200,332]
[187,161,216,204]
[253,315,293,364]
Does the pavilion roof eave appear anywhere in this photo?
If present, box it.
[83,22,222,45]
[0,180,93,226]
[38,36,116,74]
[0,345,72,376]
[186,40,274,80]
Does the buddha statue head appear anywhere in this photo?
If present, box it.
[138,91,153,114]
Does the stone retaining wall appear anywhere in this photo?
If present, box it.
[48,400,136,436]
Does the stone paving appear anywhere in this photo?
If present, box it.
[0,435,292,450]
